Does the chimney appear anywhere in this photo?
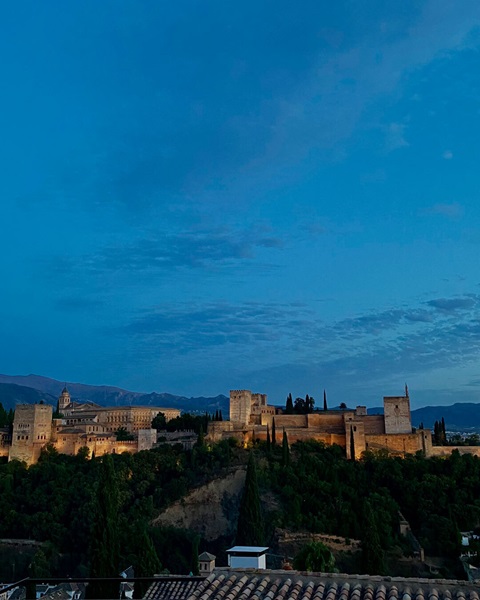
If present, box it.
[198,552,216,576]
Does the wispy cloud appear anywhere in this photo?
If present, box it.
[426,296,475,311]
[118,301,317,353]
[427,203,464,218]
[50,227,283,279]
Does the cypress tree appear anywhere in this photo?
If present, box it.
[236,453,264,545]
[266,424,271,453]
[323,390,327,411]
[0,402,7,427]
[434,421,439,444]
[272,417,277,446]
[361,500,386,575]
[286,393,294,414]
[282,428,290,467]
[350,426,355,461]
[196,425,205,447]
[219,410,223,421]
[88,455,120,598]
[133,527,163,598]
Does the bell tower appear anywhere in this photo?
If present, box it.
[58,386,71,411]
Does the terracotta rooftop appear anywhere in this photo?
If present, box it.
[143,569,480,600]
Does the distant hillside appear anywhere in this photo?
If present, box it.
[369,403,480,432]
[0,374,229,414]
[0,383,57,410]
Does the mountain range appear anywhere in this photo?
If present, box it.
[1,374,480,431]
[0,374,229,415]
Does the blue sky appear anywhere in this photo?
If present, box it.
[2,1,480,408]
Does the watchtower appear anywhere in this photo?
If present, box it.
[384,395,412,434]
[230,390,252,426]
[9,404,53,464]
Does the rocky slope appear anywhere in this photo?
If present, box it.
[152,467,246,541]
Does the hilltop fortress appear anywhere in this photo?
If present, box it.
[1,387,180,465]
[208,389,434,458]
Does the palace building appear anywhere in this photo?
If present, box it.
[4,386,180,465]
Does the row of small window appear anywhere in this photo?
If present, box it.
[17,423,30,428]
[17,435,29,440]
[106,415,128,423]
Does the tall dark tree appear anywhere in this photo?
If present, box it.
[350,427,355,461]
[266,424,271,453]
[323,390,328,411]
[152,412,167,430]
[0,402,8,427]
[196,425,205,447]
[285,393,294,414]
[236,453,264,545]
[88,455,121,598]
[294,397,306,414]
[361,500,386,575]
[282,428,290,467]
[305,394,315,413]
[271,418,277,446]
[52,398,63,419]
[132,527,163,598]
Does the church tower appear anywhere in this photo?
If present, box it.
[58,386,71,412]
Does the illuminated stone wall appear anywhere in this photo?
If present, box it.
[384,396,412,434]
[9,404,53,465]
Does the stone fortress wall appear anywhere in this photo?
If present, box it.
[7,387,181,465]
[208,388,436,458]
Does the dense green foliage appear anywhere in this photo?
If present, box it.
[0,401,14,427]
[114,426,135,441]
[151,412,167,430]
[0,438,237,580]
[236,453,264,545]
[252,440,478,575]
[1,433,480,582]
[293,541,335,572]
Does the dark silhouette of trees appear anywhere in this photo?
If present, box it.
[285,393,294,414]
[115,426,134,441]
[152,412,167,430]
[361,500,386,575]
[272,418,277,446]
[282,428,290,467]
[88,455,120,598]
[293,396,315,414]
[236,453,264,545]
[323,390,328,411]
[433,418,447,445]
[293,541,335,572]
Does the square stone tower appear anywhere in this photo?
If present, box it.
[9,404,53,464]
[384,395,412,434]
[229,390,253,426]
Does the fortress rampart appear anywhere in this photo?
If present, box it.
[208,389,435,458]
